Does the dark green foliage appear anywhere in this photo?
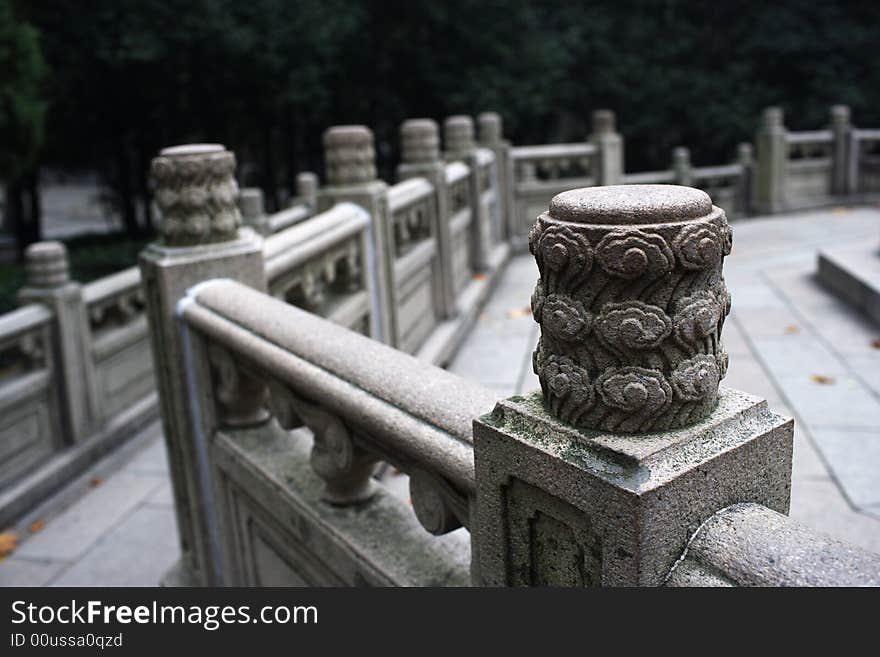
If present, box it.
[0,232,149,313]
[14,0,880,227]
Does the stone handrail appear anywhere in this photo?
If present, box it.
[666,503,880,587]
[622,169,676,184]
[263,202,377,339]
[266,202,312,234]
[179,279,495,530]
[786,129,833,146]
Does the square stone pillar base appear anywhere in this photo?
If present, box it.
[473,387,793,587]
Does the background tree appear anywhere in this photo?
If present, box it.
[0,0,47,257]
[7,0,880,248]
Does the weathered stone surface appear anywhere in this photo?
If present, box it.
[474,387,793,586]
[529,184,732,432]
[150,144,241,246]
[478,112,503,146]
[401,118,440,164]
[24,241,69,287]
[666,503,880,586]
[444,115,476,159]
[322,125,377,185]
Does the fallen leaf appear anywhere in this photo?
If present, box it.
[831,207,850,214]
[0,532,18,558]
[810,374,836,385]
[473,272,487,281]
[784,325,800,335]
[506,305,531,319]
[90,477,103,488]
[871,338,880,349]
[478,312,488,321]
[29,520,45,534]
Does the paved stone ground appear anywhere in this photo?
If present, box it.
[449,205,880,553]
[2,204,879,587]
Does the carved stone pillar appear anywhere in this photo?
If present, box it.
[239,188,269,235]
[397,119,456,319]
[736,142,754,216]
[829,104,852,195]
[318,125,393,345]
[474,185,793,586]
[756,107,787,213]
[295,172,318,212]
[139,143,266,586]
[19,241,99,443]
[672,147,693,187]
[443,115,476,161]
[589,109,624,185]
[478,111,515,243]
[444,115,493,271]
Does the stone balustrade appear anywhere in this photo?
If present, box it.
[146,164,878,586]
[3,102,880,587]
[0,243,158,527]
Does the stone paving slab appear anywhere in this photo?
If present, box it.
[14,473,164,562]
[0,557,67,587]
[51,506,180,587]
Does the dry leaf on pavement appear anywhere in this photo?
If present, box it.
[506,306,531,319]
[871,338,880,349]
[90,477,103,488]
[29,519,46,534]
[784,325,800,335]
[0,532,19,558]
[809,374,835,385]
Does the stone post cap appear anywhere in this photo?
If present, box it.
[478,112,503,145]
[238,188,265,221]
[400,118,440,164]
[672,146,690,164]
[762,107,784,129]
[296,171,318,197]
[830,104,851,125]
[529,184,732,433]
[150,143,241,246]
[444,115,476,156]
[737,142,753,164]
[24,241,70,287]
[323,125,377,185]
[592,109,617,134]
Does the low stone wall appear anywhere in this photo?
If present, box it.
[0,245,158,527]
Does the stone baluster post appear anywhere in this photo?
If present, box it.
[238,187,269,236]
[18,241,99,443]
[139,143,267,586]
[295,171,318,212]
[672,147,693,187]
[473,184,793,586]
[589,109,624,185]
[756,107,787,214]
[444,115,492,271]
[829,104,852,195]
[478,111,514,242]
[736,142,754,216]
[397,118,456,319]
[318,126,393,345]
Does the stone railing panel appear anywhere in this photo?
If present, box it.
[263,203,376,339]
[82,266,154,421]
[0,304,60,490]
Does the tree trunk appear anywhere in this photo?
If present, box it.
[115,142,140,237]
[6,168,42,261]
